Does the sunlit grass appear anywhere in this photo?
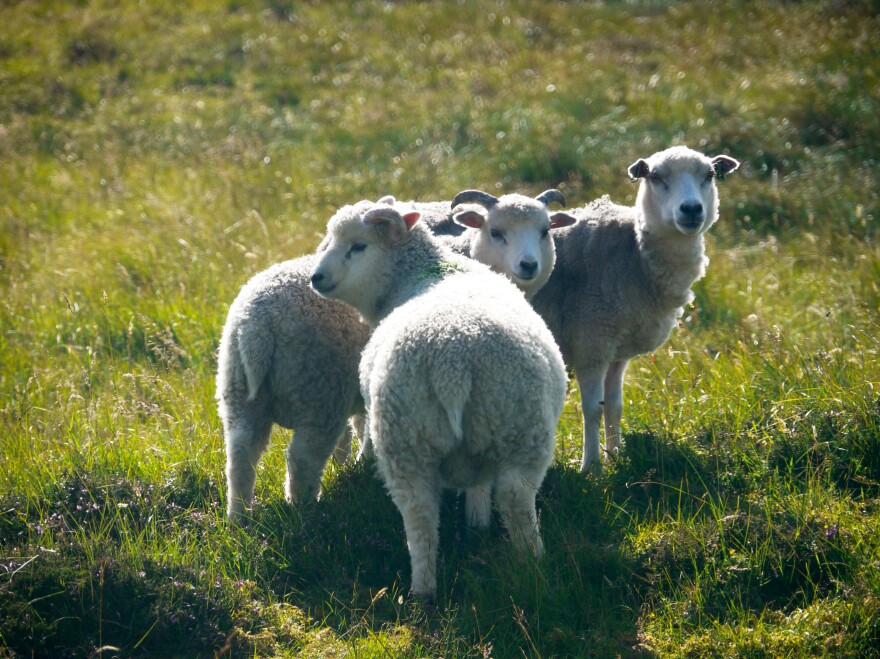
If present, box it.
[1,0,879,656]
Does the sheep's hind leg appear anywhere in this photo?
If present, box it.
[576,366,607,474]
[494,469,543,558]
[285,423,346,504]
[388,479,442,600]
[225,418,272,522]
[602,360,628,461]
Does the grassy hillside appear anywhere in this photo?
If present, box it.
[1,0,878,656]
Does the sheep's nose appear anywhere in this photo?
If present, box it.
[680,201,703,219]
[519,259,538,278]
[310,272,325,287]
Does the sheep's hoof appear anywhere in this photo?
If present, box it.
[227,509,251,525]
[408,591,437,609]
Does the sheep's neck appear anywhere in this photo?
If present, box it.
[637,224,707,310]
[370,238,449,323]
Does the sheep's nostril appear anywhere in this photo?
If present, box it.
[310,273,324,287]
[680,201,703,218]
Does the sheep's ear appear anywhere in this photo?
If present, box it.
[453,209,486,229]
[377,195,396,205]
[628,159,651,180]
[711,156,740,179]
[549,211,577,229]
[402,211,420,231]
[364,208,405,244]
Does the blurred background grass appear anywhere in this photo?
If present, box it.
[1,1,878,656]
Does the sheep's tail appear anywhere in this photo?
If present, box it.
[236,322,275,402]
[435,371,471,443]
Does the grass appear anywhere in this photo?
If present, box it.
[1,0,879,656]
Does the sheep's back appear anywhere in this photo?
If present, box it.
[532,199,676,367]
[218,255,369,427]
[362,272,565,471]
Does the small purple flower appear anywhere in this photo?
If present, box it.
[825,524,839,539]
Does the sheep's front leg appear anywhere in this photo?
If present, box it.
[602,360,628,460]
[465,485,492,528]
[285,423,345,504]
[576,366,607,474]
[354,413,373,461]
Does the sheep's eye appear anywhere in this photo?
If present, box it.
[490,229,506,242]
[347,243,367,257]
[540,227,550,239]
[648,171,663,184]
[703,170,715,184]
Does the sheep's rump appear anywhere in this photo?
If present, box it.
[216,256,369,429]
[362,273,566,487]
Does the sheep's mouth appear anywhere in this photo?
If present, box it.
[312,280,337,295]
[675,219,704,233]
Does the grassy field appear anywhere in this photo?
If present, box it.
[1,0,879,656]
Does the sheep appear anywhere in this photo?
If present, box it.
[310,200,568,599]
[216,191,569,522]
[424,189,576,300]
[216,253,370,521]
[530,146,740,473]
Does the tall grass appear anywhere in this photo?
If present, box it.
[2,0,879,656]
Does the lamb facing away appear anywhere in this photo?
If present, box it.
[310,200,567,599]
[216,253,370,521]
[531,146,740,473]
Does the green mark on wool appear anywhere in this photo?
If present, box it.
[418,260,468,283]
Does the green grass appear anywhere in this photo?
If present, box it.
[2,0,879,656]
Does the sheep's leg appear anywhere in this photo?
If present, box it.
[225,418,272,522]
[333,423,353,465]
[465,485,492,528]
[390,482,442,599]
[602,360,628,460]
[494,469,543,558]
[285,424,345,504]
[576,366,608,474]
[354,413,373,461]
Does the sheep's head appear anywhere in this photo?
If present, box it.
[310,197,420,315]
[629,146,739,236]
[450,189,576,298]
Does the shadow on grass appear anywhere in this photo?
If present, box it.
[242,458,649,657]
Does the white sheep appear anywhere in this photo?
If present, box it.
[531,146,740,473]
[216,193,571,521]
[215,252,370,521]
[422,189,576,300]
[310,200,568,599]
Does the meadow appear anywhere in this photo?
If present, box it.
[1,0,879,656]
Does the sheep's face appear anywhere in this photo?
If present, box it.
[310,201,420,316]
[630,146,739,236]
[454,196,576,298]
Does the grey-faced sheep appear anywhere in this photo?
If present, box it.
[310,201,568,599]
[530,146,739,473]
